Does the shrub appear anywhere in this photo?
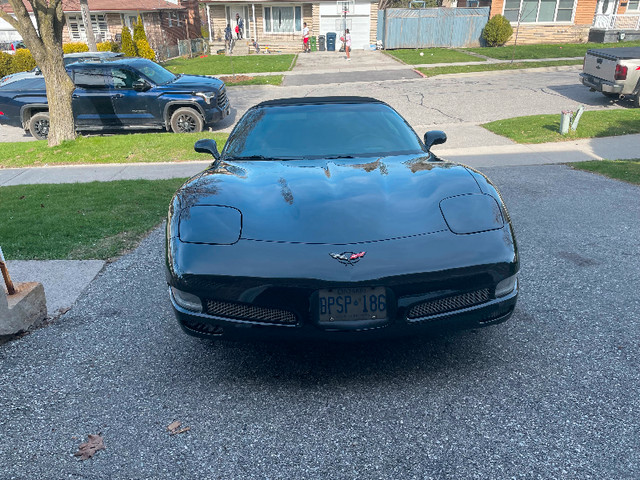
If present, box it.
[97,41,120,53]
[133,16,148,43]
[63,42,89,54]
[0,52,12,78]
[120,26,137,56]
[482,15,513,47]
[9,49,36,74]
[201,26,209,39]
[136,39,156,61]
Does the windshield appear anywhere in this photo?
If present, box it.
[135,60,176,85]
[224,103,425,159]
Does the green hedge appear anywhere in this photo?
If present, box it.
[63,42,90,54]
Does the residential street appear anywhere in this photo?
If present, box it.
[1,163,639,478]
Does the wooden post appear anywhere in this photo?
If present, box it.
[0,246,16,295]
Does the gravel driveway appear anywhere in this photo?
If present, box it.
[1,163,639,478]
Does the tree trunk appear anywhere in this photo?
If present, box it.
[80,0,98,52]
[1,0,77,147]
[40,56,76,146]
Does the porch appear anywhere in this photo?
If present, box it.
[589,13,640,42]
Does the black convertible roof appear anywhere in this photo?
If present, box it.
[256,97,383,107]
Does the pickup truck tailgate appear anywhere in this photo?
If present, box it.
[584,49,620,82]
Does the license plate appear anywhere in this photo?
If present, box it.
[318,287,387,322]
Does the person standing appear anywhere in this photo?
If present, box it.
[224,23,233,53]
[302,22,310,53]
[345,28,351,60]
[235,13,244,40]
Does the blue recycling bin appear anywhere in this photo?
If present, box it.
[326,32,336,52]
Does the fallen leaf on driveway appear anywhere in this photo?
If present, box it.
[167,421,191,435]
[74,434,105,460]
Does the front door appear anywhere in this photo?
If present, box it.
[107,66,161,128]
[226,5,251,39]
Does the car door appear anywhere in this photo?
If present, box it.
[70,66,117,128]
[108,67,162,128]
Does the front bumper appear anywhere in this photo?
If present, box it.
[169,280,518,342]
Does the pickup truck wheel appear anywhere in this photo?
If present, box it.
[170,107,204,133]
[29,112,50,140]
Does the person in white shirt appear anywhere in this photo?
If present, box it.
[302,22,310,53]
[345,29,351,60]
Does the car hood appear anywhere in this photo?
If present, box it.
[175,155,482,244]
[168,74,224,91]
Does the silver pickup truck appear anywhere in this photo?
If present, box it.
[580,47,640,107]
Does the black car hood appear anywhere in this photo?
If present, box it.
[168,74,224,90]
[176,155,482,244]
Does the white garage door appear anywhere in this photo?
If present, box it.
[319,1,371,50]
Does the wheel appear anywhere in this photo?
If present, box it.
[170,107,204,133]
[29,112,50,140]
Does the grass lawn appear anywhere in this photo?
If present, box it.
[219,74,283,86]
[0,132,229,169]
[385,48,484,65]
[482,109,640,144]
[572,159,640,185]
[163,54,296,75]
[464,40,640,60]
[0,179,187,260]
[417,59,581,77]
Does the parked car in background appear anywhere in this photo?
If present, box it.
[166,97,519,341]
[580,47,640,107]
[0,40,26,54]
[0,51,124,87]
[0,57,229,140]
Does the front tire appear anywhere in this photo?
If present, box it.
[29,112,50,140]
[170,107,204,133]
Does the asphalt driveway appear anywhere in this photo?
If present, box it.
[1,164,639,478]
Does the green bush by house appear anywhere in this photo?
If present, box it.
[63,42,90,54]
[97,41,120,53]
[9,49,36,74]
[121,26,137,56]
[136,40,156,61]
[0,51,12,77]
[482,15,513,47]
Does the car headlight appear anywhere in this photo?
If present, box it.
[171,286,203,313]
[178,205,242,245]
[439,194,504,235]
[495,275,517,297]
[195,91,216,104]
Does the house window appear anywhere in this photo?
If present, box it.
[503,0,575,22]
[168,12,183,27]
[67,14,109,42]
[627,0,639,10]
[263,5,302,33]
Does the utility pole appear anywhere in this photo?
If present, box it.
[80,0,97,51]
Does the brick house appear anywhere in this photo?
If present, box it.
[1,0,203,57]
[200,0,379,52]
[488,0,598,44]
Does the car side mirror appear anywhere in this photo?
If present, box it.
[34,67,42,75]
[194,139,220,161]
[132,79,151,92]
[424,130,447,151]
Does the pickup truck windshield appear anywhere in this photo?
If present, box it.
[136,61,177,85]
[224,103,425,160]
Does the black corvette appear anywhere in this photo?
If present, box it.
[166,97,519,340]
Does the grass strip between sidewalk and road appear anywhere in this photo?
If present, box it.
[163,54,296,75]
[385,48,484,65]
[219,74,283,86]
[417,59,582,77]
[571,159,640,185]
[464,40,640,60]
[0,179,188,260]
[0,132,230,169]
[482,109,640,144]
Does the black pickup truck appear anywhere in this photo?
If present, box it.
[0,57,230,140]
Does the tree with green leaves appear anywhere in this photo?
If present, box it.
[133,15,147,43]
[120,25,137,56]
[0,0,75,146]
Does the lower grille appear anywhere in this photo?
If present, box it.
[407,289,490,320]
[204,299,297,326]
